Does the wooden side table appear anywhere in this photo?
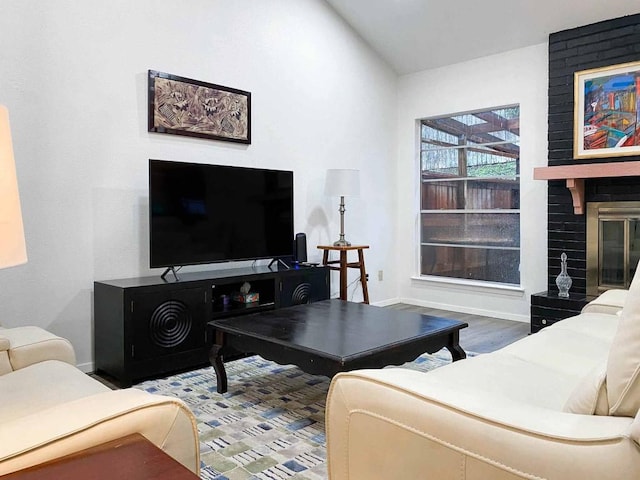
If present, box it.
[317,245,370,304]
[2,433,199,480]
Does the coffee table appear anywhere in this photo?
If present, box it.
[208,299,467,393]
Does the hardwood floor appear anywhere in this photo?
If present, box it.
[387,303,530,354]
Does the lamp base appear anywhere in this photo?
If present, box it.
[333,238,351,247]
[333,197,351,247]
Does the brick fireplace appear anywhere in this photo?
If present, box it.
[530,13,640,332]
[546,13,640,296]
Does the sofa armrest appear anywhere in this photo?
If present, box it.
[326,369,640,480]
[0,335,11,375]
[581,289,628,315]
[0,389,199,476]
[0,326,75,370]
[0,335,9,352]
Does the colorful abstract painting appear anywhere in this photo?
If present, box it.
[148,70,251,144]
[574,61,640,159]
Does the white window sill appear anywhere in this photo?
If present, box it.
[410,275,525,297]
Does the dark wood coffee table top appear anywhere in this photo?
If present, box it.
[209,299,467,393]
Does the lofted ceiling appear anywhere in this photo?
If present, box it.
[325,0,640,75]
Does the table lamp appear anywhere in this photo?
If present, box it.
[325,169,360,247]
[0,105,27,269]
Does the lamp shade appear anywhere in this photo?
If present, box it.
[0,105,27,269]
[324,169,360,197]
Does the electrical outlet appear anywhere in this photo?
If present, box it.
[378,270,383,281]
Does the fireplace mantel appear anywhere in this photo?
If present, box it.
[533,161,640,214]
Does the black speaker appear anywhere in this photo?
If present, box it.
[293,232,307,263]
[131,287,206,361]
[280,268,329,307]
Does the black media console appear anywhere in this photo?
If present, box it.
[94,265,329,387]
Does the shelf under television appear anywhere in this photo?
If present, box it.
[211,301,276,320]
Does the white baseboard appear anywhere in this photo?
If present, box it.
[395,297,529,323]
[76,361,94,374]
[370,297,402,307]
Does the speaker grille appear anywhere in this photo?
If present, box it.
[291,283,311,305]
[149,300,192,348]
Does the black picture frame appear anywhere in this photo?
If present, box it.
[148,70,251,144]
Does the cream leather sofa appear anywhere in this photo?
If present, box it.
[326,287,640,480]
[0,325,199,476]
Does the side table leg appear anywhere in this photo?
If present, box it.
[208,330,228,393]
[322,249,329,266]
[340,250,348,301]
[445,331,467,362]
[357,248,370,304]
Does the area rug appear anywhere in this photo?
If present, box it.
[135,349,456,480]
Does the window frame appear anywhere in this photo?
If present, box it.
[417,105,521,286]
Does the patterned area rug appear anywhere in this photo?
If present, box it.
[135,349,455,480]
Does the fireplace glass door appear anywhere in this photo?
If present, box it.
[587,202,640,295]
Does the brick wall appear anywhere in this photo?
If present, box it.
[547,13,640,294]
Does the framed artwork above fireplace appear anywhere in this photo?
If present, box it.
[574,60,640,159]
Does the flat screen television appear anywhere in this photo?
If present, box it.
[149,160,294,269]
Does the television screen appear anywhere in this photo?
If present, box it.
[149,160,294,268]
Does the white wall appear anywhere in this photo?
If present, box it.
[0,0,398,370]
[396,44,549,322]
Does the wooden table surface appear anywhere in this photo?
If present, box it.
[2,434,199,480]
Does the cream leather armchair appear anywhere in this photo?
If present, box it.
[0,325,200,476]
[0,325,75,374]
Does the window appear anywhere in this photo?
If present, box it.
[419,106,520,285]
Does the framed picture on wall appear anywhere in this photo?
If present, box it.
[574,60,640,159]
[148,70,251,144]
